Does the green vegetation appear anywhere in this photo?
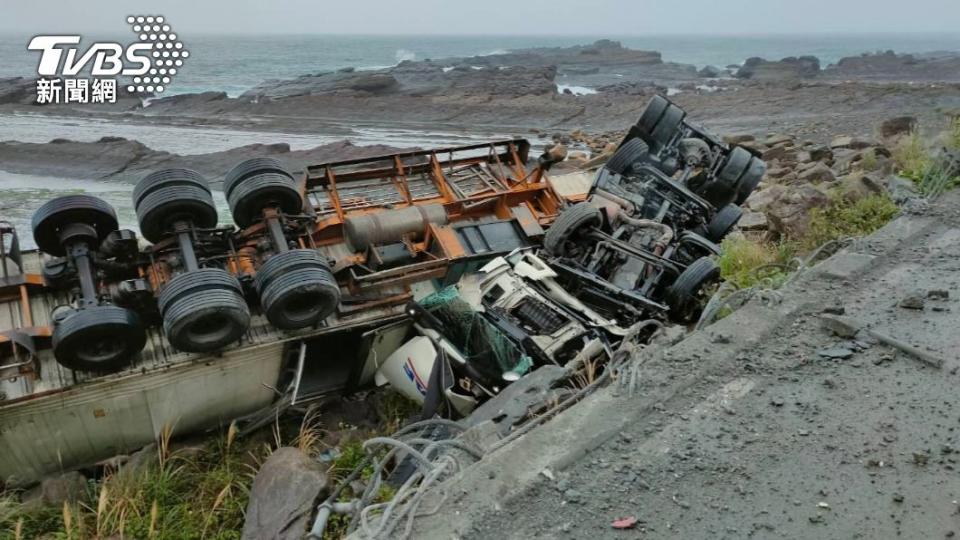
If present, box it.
[717,236,790,289]
[891,131,931,182]
[890,122,960,197]
[801,193,899,252]
[718,193,898,293]
[0,390,420,540]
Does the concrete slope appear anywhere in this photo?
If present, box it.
[409,191,960,539]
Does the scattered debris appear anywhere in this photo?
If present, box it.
[899,291,926,310]
[817,347,855,360]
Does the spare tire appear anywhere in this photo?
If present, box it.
[543,203,603,257]
[159,269,250,353]
[52,305,146,373]
[605,138,650,175]
[32,195,119,256]
[664,257,720,323]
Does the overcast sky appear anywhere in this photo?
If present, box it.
[2,0,958,35]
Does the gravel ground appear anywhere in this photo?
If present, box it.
[409,193,960,540]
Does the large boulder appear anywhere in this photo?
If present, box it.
[736,56,821,80]
[764,184,830,238]
[879,116,917,140]
[830,136,880,150]
[837,172,885,202]
[21,471,89,509]
[745,184,786,212]
[797,162,836,184]
[242,447,329,540]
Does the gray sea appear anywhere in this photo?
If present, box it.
[2,33,959,247]
[2,33,959,96]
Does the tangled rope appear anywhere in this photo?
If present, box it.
[307,418,483,540]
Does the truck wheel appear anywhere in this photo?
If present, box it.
[734,158,766,205]
[605,138,650,175]
[159,269,250,352]
[226,167,303,228]
[223,157,291,200]
[543,203,602,257]
[255,249,339,329]
[637,95,670,133]
[133,168,210,208]
[706,204,744,242]
[134,170,218,243]
[32,195,118,256]
[664,257,720,323]
[649,104,685,149]
[260,266,340,330]
[52,305,146,372]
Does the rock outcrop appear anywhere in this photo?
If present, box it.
[736,56,821,80]
[242,447,328,540]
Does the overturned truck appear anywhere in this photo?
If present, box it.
[0,97,762,486]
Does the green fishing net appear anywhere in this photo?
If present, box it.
[419,286,532,377]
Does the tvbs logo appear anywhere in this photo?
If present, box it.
[28,16,188,104]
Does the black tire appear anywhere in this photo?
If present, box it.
[52,305,146,372]
[136,184,218,243]
[706,204,744,242]
[543,203,602,257]
[157,268,243,314]
[734,157,766,206]
[228,173,303,228]
[32,195,118,256]
[254,249,331,292]
[717,147,753,191]
[259,265,340,330]
[605,138,650,175]
[159,269,249,353]
[664,257,720,323]
[133,168,210,208]
[637,95,670,134]
[223,157,291,201]
[649,104,685,148]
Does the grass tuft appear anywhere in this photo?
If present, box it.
[801,193,898,251]
[717,236,790,289]
[892,131,931,183]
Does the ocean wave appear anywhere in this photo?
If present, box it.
[395,49,416,63]
[556,84,597,96]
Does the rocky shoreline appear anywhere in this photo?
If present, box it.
[0,41,958,180]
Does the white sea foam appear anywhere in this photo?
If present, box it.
[556,84,597,96]
[395,49,416,63]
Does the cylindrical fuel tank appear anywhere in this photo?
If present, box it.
[344,204,449,251]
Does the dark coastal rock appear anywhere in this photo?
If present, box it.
[0,137,405,184]
[736,56,821,80]
[241,447,328,540]
[698,65,726,78]
[823,50,960,82]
